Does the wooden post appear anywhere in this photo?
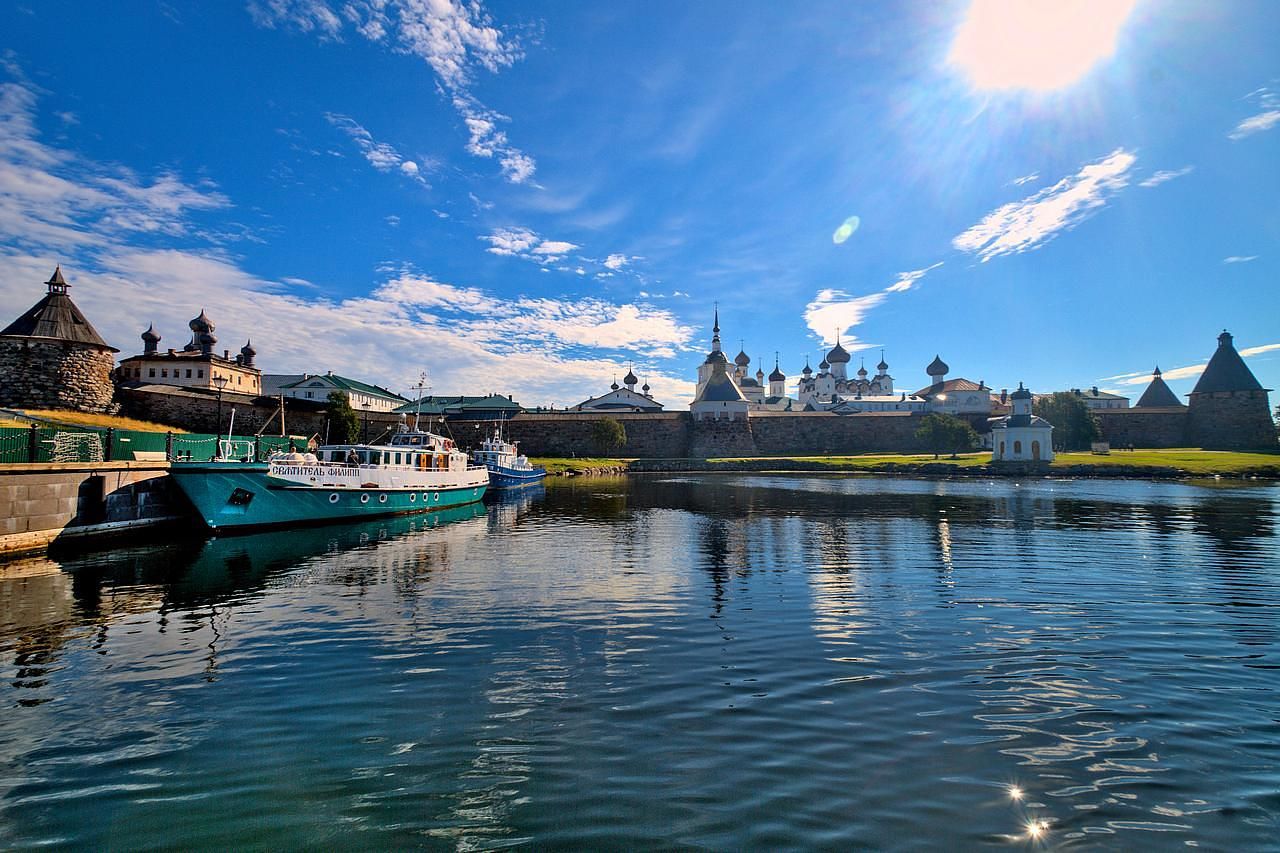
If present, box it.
[166,431,174,460]
[105,427,115,461]
[27,424,38,462]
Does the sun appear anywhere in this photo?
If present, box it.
[948,0,1138,91]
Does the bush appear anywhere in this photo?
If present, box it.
[1033,392,1099,451]
[915,413,978,459]
[591,417,627,455]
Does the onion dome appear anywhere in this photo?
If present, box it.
[826,338,851,364]
[857,359,868,377]
[623,368,638,386]
[877,352,888,371]
[769,364,786,382]
[801,359,812,376]
[642,381,650,393]
[735,349,750,367]
[199,331,217,353]
[141,324,160,344]
[189,309,215,334]
[756,365,764,378]
[610,380,620,391]
[704,349,728,365]
[240,339,257,367]
[926,354,949,377]
[819,358,830,371]
[1010,382,1032,400]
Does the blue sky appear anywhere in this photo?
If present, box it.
[0,0,1276,407]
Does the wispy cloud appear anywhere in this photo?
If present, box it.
[603,253,635,271]
[252,0,535,183]
[1010,172,1039,186]
[481,226,579,263]
[1223,255,1258,264]
[885,261,943,293]
[953,148,1135,262]
[1229,87,1280,140]
[1106,343,1280,386]
[324,113,429,185]
[0,66,697,407]
[1139,166,1193,188]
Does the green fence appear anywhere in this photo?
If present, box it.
[0,426,308,464]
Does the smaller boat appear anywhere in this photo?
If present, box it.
[471,426,546,488]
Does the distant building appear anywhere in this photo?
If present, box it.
[1133,367,1183,408]
[1186,330,1275,449]
[990,383,1054,462]
[820,393,927,415]
[117,310,261,395]
[797,343,896,409]
[913,355,992,415]
[573,367,664,412]
[1042,387,1129,410]
[393,394,523,420]
[0,267,118,413]
[694,310,796,412]
[691,345,750,421]
[279,372,407,412]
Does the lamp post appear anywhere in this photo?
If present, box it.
[362,402,371,444]
[213,375,228,435]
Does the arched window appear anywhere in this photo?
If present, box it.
[1032,440,1041,460]
[998,440,1005,458]
[1013,440,1022,455]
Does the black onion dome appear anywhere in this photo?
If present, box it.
[623,369,638,385]
[241,339,256,357]
[141,323,161,343]
[704,349,728,364]
[826,341,850,363]
[819,358,830,370]
[769,365,786,382]
[735,349,750,366]
[642,382,650,392]
[877,357,888,371]
[801,360,812,375]
[927,355,949,376]
[189,309,215,334]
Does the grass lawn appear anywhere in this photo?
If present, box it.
[531,457,635,475]
[4,409,187,433]
[1051,447,1280,473]
[706,452,991,468]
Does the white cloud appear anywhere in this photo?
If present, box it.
[255,1,535,183]
[1223,255,1257,264]
[324,113,427,185]
[953,148,1135,261]
[0,67,694,408]
[385,215,401,227]
[1240,343,1280,358]
[1229,87,1280,140]
[603,253,632,270]
[481,227,581,264]
[1139,166,1193,188]
[803,289,886,344]
[885,261,943,293]
[1010,172,1039,186]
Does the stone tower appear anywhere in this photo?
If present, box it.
[1186,330,1275,449]
[0,267,118,413]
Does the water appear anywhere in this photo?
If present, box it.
[1,474,1278,849]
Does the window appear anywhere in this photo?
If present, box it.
[237,376,242,385]
[1013,440,1022,454]
[305,391,313,399]
[149,368,155,377]
[161,369,167,378]
[186,369,192,378]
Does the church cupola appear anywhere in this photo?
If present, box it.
[642,380,651,396]
[610,378,620,391]
[1010,381,1032,416]
[877,351,889,374]
[240,339,257,368]
[624,366,638,389]
[45,265,69,295]
[141,323,161,355]
[735,348,750,368]
[826,334,850,364]
[927,354,949,385]
[187,309,216,352]
[801,359,812,376]
[857,358,868,378]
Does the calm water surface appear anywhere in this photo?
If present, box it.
[1,475,1278,849]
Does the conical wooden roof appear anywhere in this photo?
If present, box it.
[0,268,115,350]
[1191,331,1265,394]
[1134,367,1183,407]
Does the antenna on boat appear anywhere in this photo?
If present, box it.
[412,371,428,432]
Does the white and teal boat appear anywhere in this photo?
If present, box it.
[170,426,489,532]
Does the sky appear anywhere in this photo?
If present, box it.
[0,0,1277,408]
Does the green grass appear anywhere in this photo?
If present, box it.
[1051,448,1280,474]
[531,457,634,475]
[706,452,991,468]
[11,409,188,433]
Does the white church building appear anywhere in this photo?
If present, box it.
[990,383,1054,462]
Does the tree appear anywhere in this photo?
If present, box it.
[324,390,359,444]
[915,413,978,459]
[591,417,627,455]
[1033,392,1099,451]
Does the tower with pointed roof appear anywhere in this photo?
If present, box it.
[1186,330,1275,449]
[0,267,119,413]
[1134,367,1183,409]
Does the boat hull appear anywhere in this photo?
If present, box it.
[170,462,488,532]
[486,464,547,489]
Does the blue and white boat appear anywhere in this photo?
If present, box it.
[470,427,546,488]
[170,425,489,532]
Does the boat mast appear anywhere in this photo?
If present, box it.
[413,371,427,432]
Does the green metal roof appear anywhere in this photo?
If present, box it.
[280,374,407,402]
[392,394,522,414]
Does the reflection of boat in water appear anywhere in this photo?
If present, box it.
[470,427,546,488]
[170,425,488,532]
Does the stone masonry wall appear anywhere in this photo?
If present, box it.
[1094,408,1188,448]
[0,338,116,413]
[449,413,692,458]
[118,385,330,436]
[1187,390,1277,450]
[751,412,929,455]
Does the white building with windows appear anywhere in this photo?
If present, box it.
[573,367,664,412]
[275,372,407,412]
[694,310,794,412]
[116,311,261,395]
[990,383,1054,462]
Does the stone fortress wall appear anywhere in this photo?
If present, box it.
[0,338,117,414]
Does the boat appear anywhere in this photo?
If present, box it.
[169,425,489,532]
[470,426,546,488]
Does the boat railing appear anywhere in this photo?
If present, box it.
[217,439,257,461]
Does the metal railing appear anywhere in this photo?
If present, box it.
[0,425,306,464]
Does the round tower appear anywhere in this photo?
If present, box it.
[1186,330,1275,449]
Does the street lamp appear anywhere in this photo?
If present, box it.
[213,375,228,435]
[362,402,371,444]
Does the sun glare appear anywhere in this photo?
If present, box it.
[948,0,1138,91]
